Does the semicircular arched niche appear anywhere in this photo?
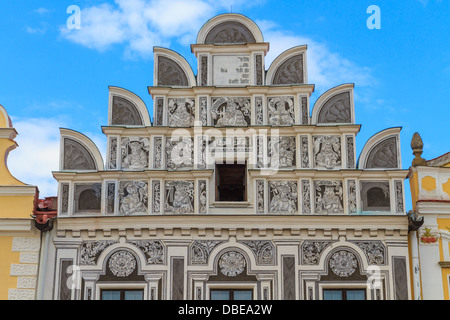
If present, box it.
[63,137,97,171]
[365,136,399,169]
[111,96,144,126]
[204,21,256,44]
[157,56,189,87]
[272,54,304,85]
[317,91,352,124]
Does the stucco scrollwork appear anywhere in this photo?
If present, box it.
[240,241,275,265]
[301,241,332,265]
[191,240,224,265]
[128,240,164,264]
[354,241,385,265]
[80,241,116,266]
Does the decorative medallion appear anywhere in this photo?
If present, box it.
[219,251,246,277]
[109,251,136,277]
[329,250,358,277]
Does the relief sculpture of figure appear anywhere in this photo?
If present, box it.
[315,181,343,214]
[212,98,250,126]
[268,99,294,125]
[314,136,341,169]
[168,99,195,127]
[165,182,194,214]
[119,182,148,215]
[121,138,149,170]
[269,182,297,214]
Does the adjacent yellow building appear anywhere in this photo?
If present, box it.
[408,132,450,300]
[0,104,40,300]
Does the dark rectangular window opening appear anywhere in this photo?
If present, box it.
[101,289,144,300]
[323,289,366,301]
[210,289,253,300]
[216,162,246,202]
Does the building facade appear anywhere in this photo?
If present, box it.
[0,104,41,300]
[44,14,411,300]
[408,132,450,300]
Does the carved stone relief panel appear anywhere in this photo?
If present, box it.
[108,137,118,169]
[197,136,207,169]
[256,136,265,168]
[268,181,298,214]
[317,92,351,124]
[111,96,143,126]
[152,180,161,214]
[256,180,265,213]
[273,54,304,85]
[157,56,188,86]
[300,135,309,168]
[166,136,194,171]
[105,182,116,215]
[118,180,148,215]
[301,96,309,125]
[395,180,404,213]
[267,96,295,126]
[121,137,149,170]
[199,97,208,126]
[347,179,357,214]
[211,97,251,126]
[155,98,164,126]
[73,183,102,214]
[60,183,69,215]
[268,136,296,169]
[255,96,264,125]
[200,56,208,86]
[255,54,263,85]
[301,241,332,265]
[153,137,163,169]
[313,136,342,169]
[240,241,275,265]
[165,180,194,214]
[361,181,391,212]
[198,180,207,214]
[314,180,344,214]
[168,98,195,127]
[346,135,355,169]
[63,138,96,171]
[190,240,224,265]
[366,137,399,169]
[301,180,311,214]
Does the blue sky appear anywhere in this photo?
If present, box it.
[1,0,449,211]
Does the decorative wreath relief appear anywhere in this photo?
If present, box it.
[329,250,357,277]
[109,251,136,277]
[219,251,246,277]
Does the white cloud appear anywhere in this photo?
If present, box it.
[60,0,265,57]
[259,24,375,93]
[7,116,107,198]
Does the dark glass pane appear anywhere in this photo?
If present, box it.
[124,290,144,300]
[101,290,121,300]
[211,290,231,300]
[233,290,253,300]
[346,289,366,300]
[323,290,343,300]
